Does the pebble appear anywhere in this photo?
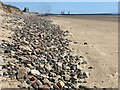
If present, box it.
[17,67,28,80]
[0,56,5,66]
[30,69,40,76]
[43,78,51,87]
[63,74,70,81]
[27,64,34,69]
[84,42,88,45]
[57,80,65,89]
[45,63,52,71]
[0,13,90,89]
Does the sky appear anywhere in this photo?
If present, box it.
[4,2,118,14]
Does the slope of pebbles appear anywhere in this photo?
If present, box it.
[0,13,89,90]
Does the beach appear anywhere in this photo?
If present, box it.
[0,1,119,89]
[50,15,118,88]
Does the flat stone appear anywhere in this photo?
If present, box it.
[30,69,40,76]
[27,64,34,69]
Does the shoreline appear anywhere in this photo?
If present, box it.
[49,15,118,22]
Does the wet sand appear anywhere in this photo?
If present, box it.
[50,15,118,88]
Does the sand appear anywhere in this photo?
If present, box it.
[50,15,118,88]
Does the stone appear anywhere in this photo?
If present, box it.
[9,62,16,66]
[0,13,90,89]
[30,69,40,76]
[49,72,56,77]
[84,42,88,45]
[19,56,28,61]
[17,67,28,80]
[45,63,52,71]
[66,66,70,70]
[11,51,16,56]
[43,78,51,87]
[18,81,30,88]
[27,64,34,69]
[0,56,5,66]
[38,85,51,90]
[57,62,62,68]
[63,74,70,81]
[0,71,3,76]
[57,80,65,88]
[40,63,44,68]
[53,84,60,89]
[82,71,90,78]
[49,77,55,83]
[88,66,93,69]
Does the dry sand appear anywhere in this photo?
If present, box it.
[50,15,118,88]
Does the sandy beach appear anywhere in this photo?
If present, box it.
[50,15,118,88]
[0,1,119,89]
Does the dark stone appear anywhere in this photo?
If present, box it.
[84,42,88,45]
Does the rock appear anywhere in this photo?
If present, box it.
[77,64,83,70]
[0,13,90,89]
[83,71,90,78]
[18,81,30,88]
[0,56,5,66]
[49,72,56,77]
[30,69,40,76]
[70,77,77,84]
[59,70,65,76]
[73,42,77,44]
[43,78,51,87]
[19,56,28,61]
[57,80,65,89]
[26,67,31,73]
[40,63,45,68]
[0,71,3,76]
[84,42,88,45]
[57,62,62,68]
[88,66,93,69]
[38,85,51,90]
[70,64,77,70]
[4,50,9,53]
[17,67,28,80]
[49,77,55,83]
[41,74,48,78]
[20,45,32,51]
[53,84,60,89]
[70,70,75,77]
[0,66,2,70]
[63,74,70,81]
[66,66,70,70]
[45,63,52,71]
[9,62,16,66]
[81,61,87,64]
[10,50,16,56]
[27,64,34,69]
